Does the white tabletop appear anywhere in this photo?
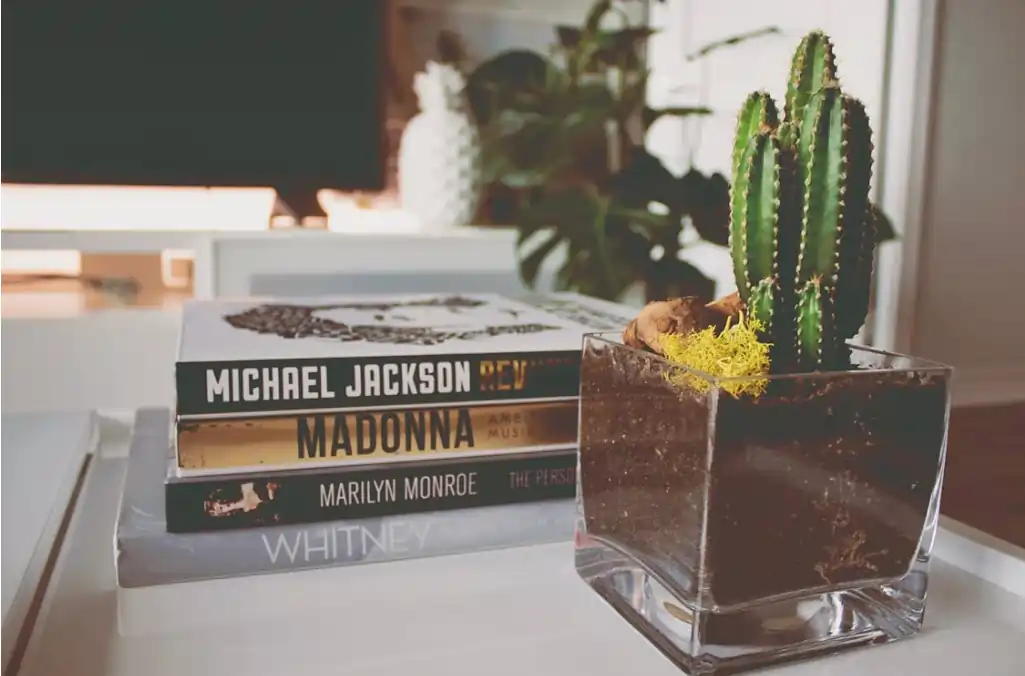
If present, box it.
[17,431,1025,676]
[1,411,96,671]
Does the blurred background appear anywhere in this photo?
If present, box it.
[1,1,1022,544]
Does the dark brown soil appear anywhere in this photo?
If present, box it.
[578,342,949,610]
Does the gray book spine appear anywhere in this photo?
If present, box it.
[115,408,574,588]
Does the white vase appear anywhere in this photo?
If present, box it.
[397,61,483,232]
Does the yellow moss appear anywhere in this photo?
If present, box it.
[658,313,771,398]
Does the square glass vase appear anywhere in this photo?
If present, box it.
[575,332,952,675]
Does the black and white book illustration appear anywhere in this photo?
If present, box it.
[517,292,636,332]
[178,292,629,362]
[202,479,283,524]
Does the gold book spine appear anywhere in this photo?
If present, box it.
[176,401,578,470]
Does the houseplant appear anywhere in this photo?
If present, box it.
[466,1,786,302]
[574,31,952,674]
[466,2,894,303]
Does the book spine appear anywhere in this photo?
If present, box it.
[117,499,574,588]
[176,400,578,471]
[165,449,578,533]
[176,350,581,417]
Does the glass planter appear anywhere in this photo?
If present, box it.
[575,332,952,674]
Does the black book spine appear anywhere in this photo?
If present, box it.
[165,450,578,533]
[176,350,581,417]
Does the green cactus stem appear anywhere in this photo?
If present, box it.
[729,129,802,361]
[732,92,779,180]
[796,86,873,286]
[796,277,835,366]
[784,31,838,128]
[727,30,880,372]
[834,202,879,340]
[780,31,838,148]
[730,132,784,298]
[746,277,780,340]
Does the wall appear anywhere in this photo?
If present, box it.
[911,0,1025,400]
[398,3,559,69]
[396,0,645,67]
[391,0,645,110]
[650,0,889,173]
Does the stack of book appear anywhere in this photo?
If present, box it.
[115,292,634,587]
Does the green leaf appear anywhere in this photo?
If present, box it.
[608,205,669,231]
[480,141,551,187]
[514,186,650,301]
[480,152,515,185]
[466,50,557,123]
[514,187,601,247]
[687,26,781,61]
[480,109,547,144]
[610,145,679,210]
[594,27,656,71]
[645,257,716,303]
[557,245,624,301]
[611,70,649,117]
[871,202,898,243]
[584,0,613,34]
[479,110,576,187]
[558,83,618,128]
[642,105,714,130]
[599,27,658,50]
[685,170,731,246]
[555,253,579,291]
[561,21,656,74]
[518,230,565,288]
[501,169,564,189]
[556,26,583,49]
[569,82,618,109]
[551,232,643,301]
[590,196,614,290]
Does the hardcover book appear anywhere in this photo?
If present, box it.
[116,409,574,587]
[166,445,577,533]
[176,399,578,474]
[175,292,635,417]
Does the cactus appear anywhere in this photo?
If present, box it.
[728,31,878,371]
[732,92,779,180]
[780,31,838,147]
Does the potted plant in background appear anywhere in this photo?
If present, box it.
[466,1,777,302]
[465,1,894,303]
[574,30,952,674]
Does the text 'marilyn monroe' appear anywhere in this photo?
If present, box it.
[319,471,479,508]
[205,361,473,403]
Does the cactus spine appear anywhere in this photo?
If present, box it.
[728,31,877,371]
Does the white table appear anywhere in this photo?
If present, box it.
[1,411,97,671]
[13,414,1025,676]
